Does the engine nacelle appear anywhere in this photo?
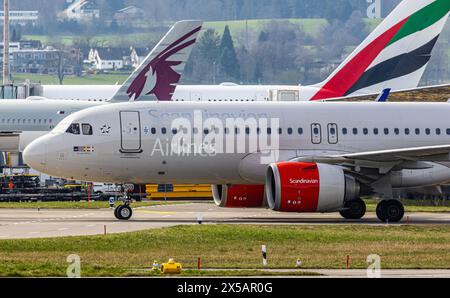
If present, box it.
[212,184,266,208]
[265,162,359,212]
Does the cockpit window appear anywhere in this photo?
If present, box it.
[82,123,93,135]
[66,123,80,135]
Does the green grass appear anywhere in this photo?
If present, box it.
[11,73,129,85]
[365,199,450,213]
[1,224,450,276]
[0,200,183,209]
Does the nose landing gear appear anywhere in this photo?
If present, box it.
[376,199,404,223]
[114,204,133,220]
[114,193,133,220]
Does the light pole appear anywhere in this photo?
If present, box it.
[2,0,10,85]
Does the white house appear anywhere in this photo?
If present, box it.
[58,0,100,22]
[87,48,131,71]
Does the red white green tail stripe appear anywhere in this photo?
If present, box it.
[310,0,450,101]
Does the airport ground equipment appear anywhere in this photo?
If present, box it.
[0,174,100,202]
[161,259,182,274]
[146,184,212,199]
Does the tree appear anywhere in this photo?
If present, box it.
[56,51,66,85]
[198,29,221,64]
[219,25,240,80]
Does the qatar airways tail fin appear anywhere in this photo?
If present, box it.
[310,0,449,101]
[109,20,202,102]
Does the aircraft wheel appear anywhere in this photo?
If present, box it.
[376,200,404,223]
[339,198,366,219]
[114,205,123,220]
[117,205,133,220]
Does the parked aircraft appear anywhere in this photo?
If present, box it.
[41,0,450,103]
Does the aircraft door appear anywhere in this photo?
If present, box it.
[119,111,142,153]
[311,123,322,144]
[327,123,338,144]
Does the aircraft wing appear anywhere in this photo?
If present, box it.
[294,145,450,164]
[319,84,450,103]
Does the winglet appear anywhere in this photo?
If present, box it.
[376,88,391,102]
[109,20,203,102]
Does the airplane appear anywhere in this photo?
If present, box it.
[39,0,450,103]
[0,20,203,153]
[23,100,450,222]
[4,0,449,154]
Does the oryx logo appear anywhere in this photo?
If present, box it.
[289,178,319,185]
[126,26,201,101]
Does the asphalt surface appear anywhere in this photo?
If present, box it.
[1,202,450,239]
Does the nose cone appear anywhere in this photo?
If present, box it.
[23,137,48,173]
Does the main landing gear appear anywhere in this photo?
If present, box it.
[339,198,366,220]
[376,199,404,223]
[114,195,133,220]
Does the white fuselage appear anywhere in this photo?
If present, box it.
[42,84,321,102]
[24,101,450,186]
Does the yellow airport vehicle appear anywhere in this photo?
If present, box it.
[161,259,182,274]
[146,184,212,199]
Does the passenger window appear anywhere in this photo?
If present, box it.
[394,128,400,135]
[447,129,450,135]
[66,123,80,135]
[287,128,293,135]
[373,128,379,135]
[172,128,178,135]
[267,128,272,135]
[425,128,431,135]
[415,128,420,135]
[352,128,358,135]
[405,128,410,135]
[384,128,389,135]
[342,128,348,135]
[363,128,368,135]
[82,123,93,135]
[436,128,441,135]
[278,128,282,135]
[204,129,209,135]
[298,128,303,135]
[161,128,167,134]
[151,128,156,134]
[245,127,250,135]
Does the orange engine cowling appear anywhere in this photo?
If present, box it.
[212,184,266,208]
[265,162,359,212]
